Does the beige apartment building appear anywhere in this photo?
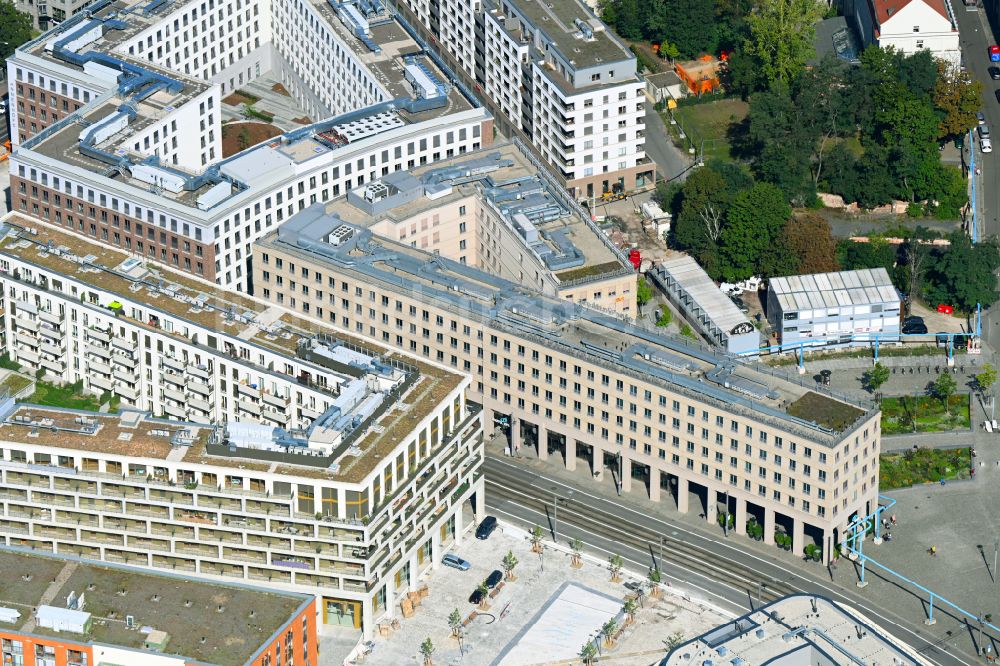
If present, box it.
[256,207,882,564]
[322,145,638,317]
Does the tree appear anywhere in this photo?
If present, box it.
[719,183,792,281]
[664,631,686,652]
[579,641,598,665]
[237,128,251,151]
[502,550,519,580]
[863,363,890,394]
[0,3,33,62]
[933,372,957,415]
[608,553,624,581]
[623,597,638,624]
[636,277,654,310]
[530,525,544,553]
[602,618,619,646]
[933,60,982,141]
[447,609,462,637]
[655,308,673,327]
[419,637,435,666]
[570,538,583,567]
[673,167,732,274]
[477,582,490,609]
[648,567,663,596]
[743,0,825,87]
[783,213,838,275]
[924,236,1000,311]
[976,363,997,397]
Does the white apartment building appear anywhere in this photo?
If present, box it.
[394,0,655,198]
[7,0,492,290]
[0,216,485,639]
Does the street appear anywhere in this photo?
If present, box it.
[483,449,987,666]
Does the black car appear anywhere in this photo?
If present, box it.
[485,569,503,588]
[475,516,498,540]
[995,89,1000,104]
[469,587,485,605]
[991,66,1000,80]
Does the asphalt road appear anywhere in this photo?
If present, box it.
[483,454,982,666]
[954,4,1000,346]
[643,102,696,183]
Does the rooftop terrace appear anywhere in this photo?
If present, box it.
[266,209,878,444]
[0,216,465,481]
[0,549,308,665]
[662,594,930,666]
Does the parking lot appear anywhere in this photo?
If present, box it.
[359,520,730,665]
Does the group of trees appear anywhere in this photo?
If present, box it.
[0,3,33,62]
[737,50,975,212]
[838,231,1000,312]
[598,0,750,60]
[658,162,838,282]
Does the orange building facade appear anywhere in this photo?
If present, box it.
[0,599,317,666]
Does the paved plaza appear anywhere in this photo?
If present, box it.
[356,520,730,666]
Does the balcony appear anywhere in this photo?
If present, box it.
[186,377,213,396]
[187,364,211,380]
[86,327,111,344]
[14,315,39,333]
[40,356,65,374]
[187,396,212,414]
[113,367,137,384]
[87,359,113,376]
[37,309,62,326]
[162,371,185,388]
[236,398,262,416]
[237,383,261,399]
[84,342,111,359]
[116,384,140,402]
[89,375,114,392]
[15,348,40,365]
[161,356,185,373]
[162,402,187,420]
[39,340,63,357]
[112,337,137,354]
[162,386,186,404]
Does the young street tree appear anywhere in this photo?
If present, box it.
[477,582,490,609]
[863,362,890,394]
[623,597,638,624]
[419,637,435,666]
[648,567,663,596]
[502,550,519,580]
[530,525,544,553]
[602,618,619,646]
[570,538,584,567]
[608,553,624,581]
[933,372,957,415]
[579,641,598,665]
[448,609,462,637]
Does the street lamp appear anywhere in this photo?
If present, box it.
[756,582,766,609]
[551,486,573,543]
[658,536,666,571]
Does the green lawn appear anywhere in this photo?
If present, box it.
[880,447,971,490]
[0,374,34,398]
[28,381,106,412]
[880,395,970,434]
[667,98,749,162]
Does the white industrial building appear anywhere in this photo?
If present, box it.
[6,0,492,291]
[766,268,902,350]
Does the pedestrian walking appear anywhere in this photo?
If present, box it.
[891,514,897,525]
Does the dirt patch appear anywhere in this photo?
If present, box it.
[221,121,283,157]
[272,82,292,96]
[292,116,313,125]
[221,90,260,107]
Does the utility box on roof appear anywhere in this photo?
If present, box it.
[36,605,92,634]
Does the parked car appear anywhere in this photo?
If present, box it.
[485,569,503,588]
[994,89,1000,104]
[992,67,1000,80]
[978,111,987,124]
[442,553,471,571]
[983,137,993,153]
[902,320,928,335]
[981,124,992,138]
[469,587,485,605]
[475,516,498,540]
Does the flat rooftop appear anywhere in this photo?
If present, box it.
[310,0,473,122]
[325,144,627,278]
[0,217,464,481]
[265,210,878,444]
[660,255,753,336]
[661,594,930,666]
[503,0,632,71]
[0,549,307,665]
[769,268,901,313]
